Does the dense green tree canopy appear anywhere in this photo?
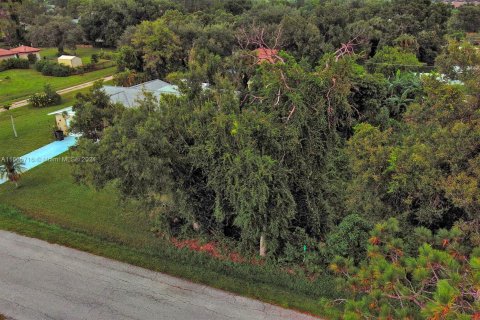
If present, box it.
[2,1,480,318]
[28,15,84,53]
[70,81,124,140]
[346,74,480,229]
[65,2,480,316]
[449,4,480,33]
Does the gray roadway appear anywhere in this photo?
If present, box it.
[0,231,317,320]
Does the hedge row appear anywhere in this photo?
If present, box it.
[0,58,30,72]
[35,60,73,77]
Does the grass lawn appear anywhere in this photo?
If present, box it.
[0,67,116,105]
[0,161,152,247]
[40,47,114,64]
[0,89,90,157]
[0,78,114,157]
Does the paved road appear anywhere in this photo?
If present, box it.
[0,231,318,320]
[1,75,114,113]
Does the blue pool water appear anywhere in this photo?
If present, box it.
[0,136,77,185]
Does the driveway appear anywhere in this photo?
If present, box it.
[0,75,114,113]
[0,231,318,320]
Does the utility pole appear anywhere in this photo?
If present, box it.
[10,115,17,138]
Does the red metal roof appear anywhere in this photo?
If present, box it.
[9,45,40,54]
[0,49,16,57]
[449,1,480,7]
[256,48,279,64]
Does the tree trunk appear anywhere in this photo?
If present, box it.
[259,232,267,257]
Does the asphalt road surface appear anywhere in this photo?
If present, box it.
[0,231,318,320]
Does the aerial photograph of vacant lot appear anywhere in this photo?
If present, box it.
[0,0,479,319]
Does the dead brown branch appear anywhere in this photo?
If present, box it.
[334,35,367,61]
[235,22,285,64]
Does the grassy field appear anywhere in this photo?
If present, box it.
[0,78,113,157]
[0,67,115,105]
[0,93,148,245]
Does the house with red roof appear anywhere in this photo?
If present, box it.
[442,0,480,7]
[9,45,41,60]
[0,49,17,61]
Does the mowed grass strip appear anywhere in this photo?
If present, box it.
[0,66,115,105]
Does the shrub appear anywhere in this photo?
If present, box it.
[0,58,30,71]
[34,59,48,72]
[35,60,72,77]
[50,64,72,77]
[113,70,148,87]
[91,53,99,64]
[27,53,37,64]
[325,214,371,264]
[29,84,62,108]
[98,50,114,60]
[84,63,96,72]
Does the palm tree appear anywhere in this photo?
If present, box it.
[0,157,25,188]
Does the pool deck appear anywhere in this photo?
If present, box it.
[0,136,77,185]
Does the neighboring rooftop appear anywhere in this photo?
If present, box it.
[439,0,480,7]
[103,80,180,108]
[9,45,40,54]
[47,106,75,116]
[0,48,16,57]
[58,55,78,60]
[0,45,41,58]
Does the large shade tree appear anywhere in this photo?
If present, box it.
[28,15,84,53]
[130,18,182,78]
[72,52,365,257]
